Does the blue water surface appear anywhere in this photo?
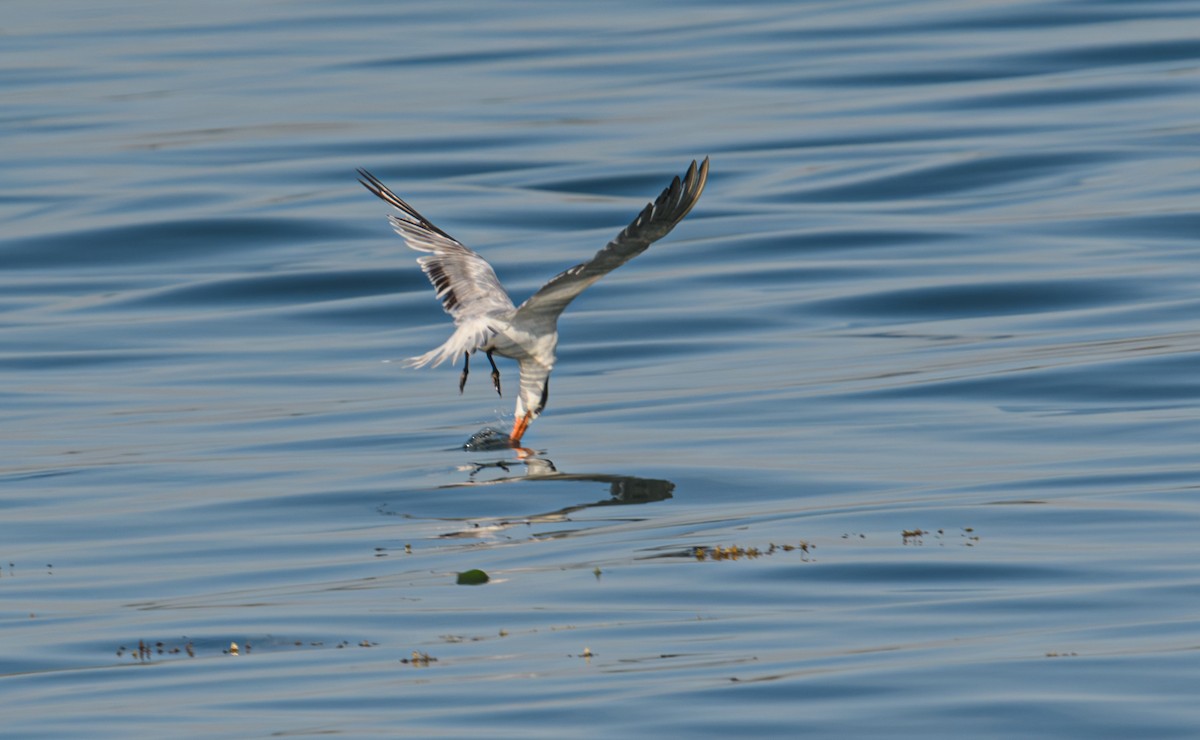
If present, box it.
[3,1,1200,737]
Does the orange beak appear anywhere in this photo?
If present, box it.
[510,412,533,446]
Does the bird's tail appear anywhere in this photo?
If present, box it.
[405,318,496,369]
[404,343,458,369]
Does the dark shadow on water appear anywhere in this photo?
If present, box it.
[435,458,674,539]
[456,426,675,507]
[426,428,676,537]
[447,456,674,507]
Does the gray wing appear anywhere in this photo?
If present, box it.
[514,157,709,322]
[357,168,516,322]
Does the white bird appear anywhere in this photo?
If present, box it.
[357,157,709,446]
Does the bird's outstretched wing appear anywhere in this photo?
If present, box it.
[357,169,516,322]
[358,169,516,367]
[514,157,709,323]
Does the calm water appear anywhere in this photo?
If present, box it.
[4,0,1200,736]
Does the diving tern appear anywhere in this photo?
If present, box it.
[357,157,709,446]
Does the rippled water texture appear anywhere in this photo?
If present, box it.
[4,1,1200,736]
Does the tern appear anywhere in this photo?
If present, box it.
[357,157,709,446]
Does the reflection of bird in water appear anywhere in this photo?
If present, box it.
[435,455,675,539]
[455,457,675,505]
[357,158,709,446]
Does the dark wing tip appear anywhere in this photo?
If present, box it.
[694,158,709,197]
[356,167,391,200]
[692,157,710,195]
[670,156,709,223]
[355,167,458,241]
[623,157,710,236]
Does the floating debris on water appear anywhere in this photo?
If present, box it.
[690,542,814,562]
[456,568,490,585]
[902,527,979,546]
[401,651,437,666]
[373,543,415,558]
[114,637,375,661]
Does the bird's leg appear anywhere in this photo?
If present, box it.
[459,351,469,394]
[487,350,502,397]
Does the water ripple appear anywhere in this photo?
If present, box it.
[4,0,1200,736]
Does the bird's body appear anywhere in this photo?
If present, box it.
[357,157,709,445]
